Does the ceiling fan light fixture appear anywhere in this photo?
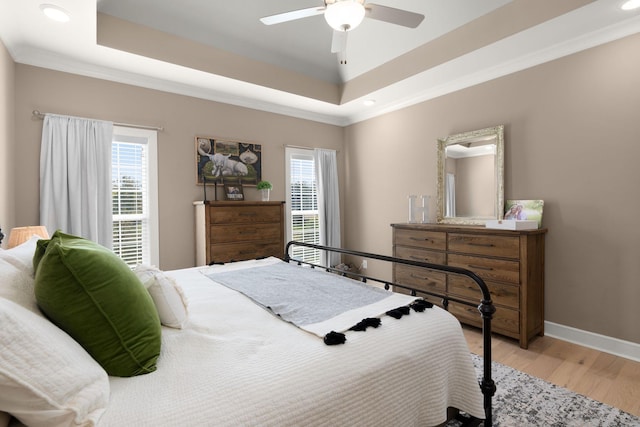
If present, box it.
[621,0,640,10]
[324,0,366,32]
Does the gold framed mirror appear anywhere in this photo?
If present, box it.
[436,125,504,225]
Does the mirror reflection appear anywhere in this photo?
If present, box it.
[436,125,504,225]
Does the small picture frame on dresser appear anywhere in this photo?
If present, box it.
[224,183,244,201]
[504,199,544,228]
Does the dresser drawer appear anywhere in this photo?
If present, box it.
[394,229,446,250]
[211,223,281,244]
[448,253,520,285]
[448,301,519,336]
[210,205,281,224]
[394,264,446,295]
[448,233,519,259]
[394,245,446,265]
[448,275,519,309]
[210,242,283,263]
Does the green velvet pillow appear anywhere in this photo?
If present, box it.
[34,231,161,377]
[32,237,50,272]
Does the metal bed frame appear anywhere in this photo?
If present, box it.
[284,241,496,427]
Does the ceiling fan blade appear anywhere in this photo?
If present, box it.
[331,30,347,53]
[365,4,425,28]
[260,6,325,26]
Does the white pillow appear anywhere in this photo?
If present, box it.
[134,265,189,329]
[0,234,42,276]
[0,259,38,313]
[0,298,109,427]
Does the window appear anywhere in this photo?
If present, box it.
[111,127,159,267]
[285,147,320,263]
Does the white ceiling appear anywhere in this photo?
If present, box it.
[1,1,639,126]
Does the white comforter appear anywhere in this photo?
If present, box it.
[100,258,485,427]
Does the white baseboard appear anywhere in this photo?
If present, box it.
[545,321,640,363]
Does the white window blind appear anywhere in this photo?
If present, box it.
[286,148,320,264]
[111,127,159,267]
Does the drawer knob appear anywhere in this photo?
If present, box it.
[410,255,430,262]
[469,242,494,247]
[410,237,430,242]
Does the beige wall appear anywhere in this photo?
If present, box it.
[0,38,15,241]
[344,33,640,344]
[13,65,344,270]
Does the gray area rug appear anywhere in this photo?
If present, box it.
[447,354,640,426]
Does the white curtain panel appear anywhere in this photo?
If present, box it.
[314,148,341,267]
[40,114,114,247]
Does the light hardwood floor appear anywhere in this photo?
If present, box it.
[462,326,640,417]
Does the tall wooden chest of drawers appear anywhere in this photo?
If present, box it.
[194,201,285,265]
[391,223,546,349]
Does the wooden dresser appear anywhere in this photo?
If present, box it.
[391,223,546,348]
[194,201,285,265]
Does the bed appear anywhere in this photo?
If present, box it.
[0,233,495,427]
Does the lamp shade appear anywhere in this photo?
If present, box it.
[324,0,365,32]
[8,226,50,248]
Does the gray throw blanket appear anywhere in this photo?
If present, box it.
[204,260,428,344]
[206,262,391,327]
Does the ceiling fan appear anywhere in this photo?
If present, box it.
[260,0,425,64]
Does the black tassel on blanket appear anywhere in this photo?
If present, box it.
[324,331,347,345]
[348,317,382,331]
[385,305,411,319]
[410,299,433,312]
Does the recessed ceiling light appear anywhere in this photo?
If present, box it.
[621,0,640,10]
[363,99,376,106]
[40,4,71,22]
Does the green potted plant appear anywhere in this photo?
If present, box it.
[256,180,273,201]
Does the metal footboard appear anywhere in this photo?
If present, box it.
[284,241,496,427]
